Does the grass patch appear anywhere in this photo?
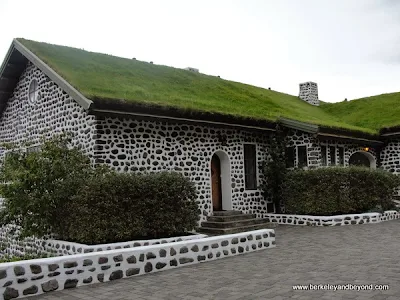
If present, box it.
[320,92,400,132]
[17,38,375,134]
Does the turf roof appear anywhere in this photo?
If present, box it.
[15,38,400,135]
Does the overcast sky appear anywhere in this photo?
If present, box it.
[1,0,399,103]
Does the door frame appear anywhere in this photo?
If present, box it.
[210,150,232,212]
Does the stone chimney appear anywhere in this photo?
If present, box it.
[299,82,319,106]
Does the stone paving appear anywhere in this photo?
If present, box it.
[30,220,400,300]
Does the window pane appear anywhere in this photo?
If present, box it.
[330,146,336,165]
[338,147,344,166]
[244,144,257,189]
[321,145,327,166]
[285,146,295,168]
[297,146,308,168]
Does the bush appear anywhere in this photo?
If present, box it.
[66,171,199,244]
[0,134,93,239]
[0,135,199,244]
[282,167,400,216]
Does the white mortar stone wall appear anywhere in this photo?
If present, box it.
[299,82,319,106]
[94,116,274,220]
[260,211,399,226]
[0,63,96,162]
[0,229,276,300]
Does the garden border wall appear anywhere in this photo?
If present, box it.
[0,229,275,300]
[261,210,399,226]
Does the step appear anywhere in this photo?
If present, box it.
[201,218,267,229]
[198,222,276,235]
[212,210,243,217]
[207,214,256,222]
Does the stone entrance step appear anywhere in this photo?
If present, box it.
[201,218,269,229]
[212,210,243,217]
[198,210,275,235]
[199,222,275,235]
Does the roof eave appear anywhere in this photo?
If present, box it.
[12,39,93,110]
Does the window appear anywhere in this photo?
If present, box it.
[244,144,257,190]
[329,146,336,165]
[297,146,308,168]
[285,146,307,168]
[285,146,295,168]
[321,145,327,166]
[338,147,344,166]
[28,79,39,104]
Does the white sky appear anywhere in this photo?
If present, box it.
[1,0,399,103]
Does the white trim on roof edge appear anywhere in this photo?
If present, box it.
[12,39,93,110]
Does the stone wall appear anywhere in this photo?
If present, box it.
[0,229,276,300]
[94,116,274,220]
[0,63,96,162]
[259,211,399,226]
[299,82,319,106]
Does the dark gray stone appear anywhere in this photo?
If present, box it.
[211,243,219,249]
[146,252,156,259]
[191,245,199,252]
[170,248,177,256]
[48,272,60,277]
[63,261,77,269]
[113,254,123,262]
[127,255,136,264]
[101,265,111,270]
[144,262,153,273]
[3,281,12,287]
[221,240,229,246]
[139,254,145,262]
[170,259,178,266]
[98,257,108,264]
[32,275,44,280]
[197,255,206,261]
[180,247,189,254]
[0,270,7,279]
[97,274,104,282]
[17,278,27,283]
[23,285,38,296]
[159,249,167,257]
[41,279,59,292]
[232,238,239,244]
[179,257,194,264]
[48,264,59,271]
[126,268,140,276]
[83,259,93,266]
[4,287,19,300]
[156,262,167,270]
[238,246,244,253]
[14,266,25,276]
[64,279,78,289]
[110,270,123,280]
[83,277,92,284]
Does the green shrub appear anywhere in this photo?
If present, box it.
[0,134,93,239]
[66,171,199,244]
[282,167,400,216]
[0,134,199,244]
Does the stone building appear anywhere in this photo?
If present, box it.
[0,38,397,227]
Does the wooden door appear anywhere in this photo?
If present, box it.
[211,154,222,211]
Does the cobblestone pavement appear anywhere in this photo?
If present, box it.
[30,220,400,300]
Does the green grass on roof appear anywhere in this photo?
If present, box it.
[17,38,393,135]
[320,93,400,132]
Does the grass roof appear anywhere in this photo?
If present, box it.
[16,38,399,135]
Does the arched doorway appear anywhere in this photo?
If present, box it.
[210,151,232,211]
[348,151,376,169]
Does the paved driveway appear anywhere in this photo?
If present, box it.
[30,220,400,300]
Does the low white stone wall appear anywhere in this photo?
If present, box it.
[261,210,400,226]
[0,221,207,258]
[0,229,275,300]
[44,234,208,256]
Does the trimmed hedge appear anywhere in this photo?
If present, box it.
[66,171,199,244]
[282,167,400,216]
